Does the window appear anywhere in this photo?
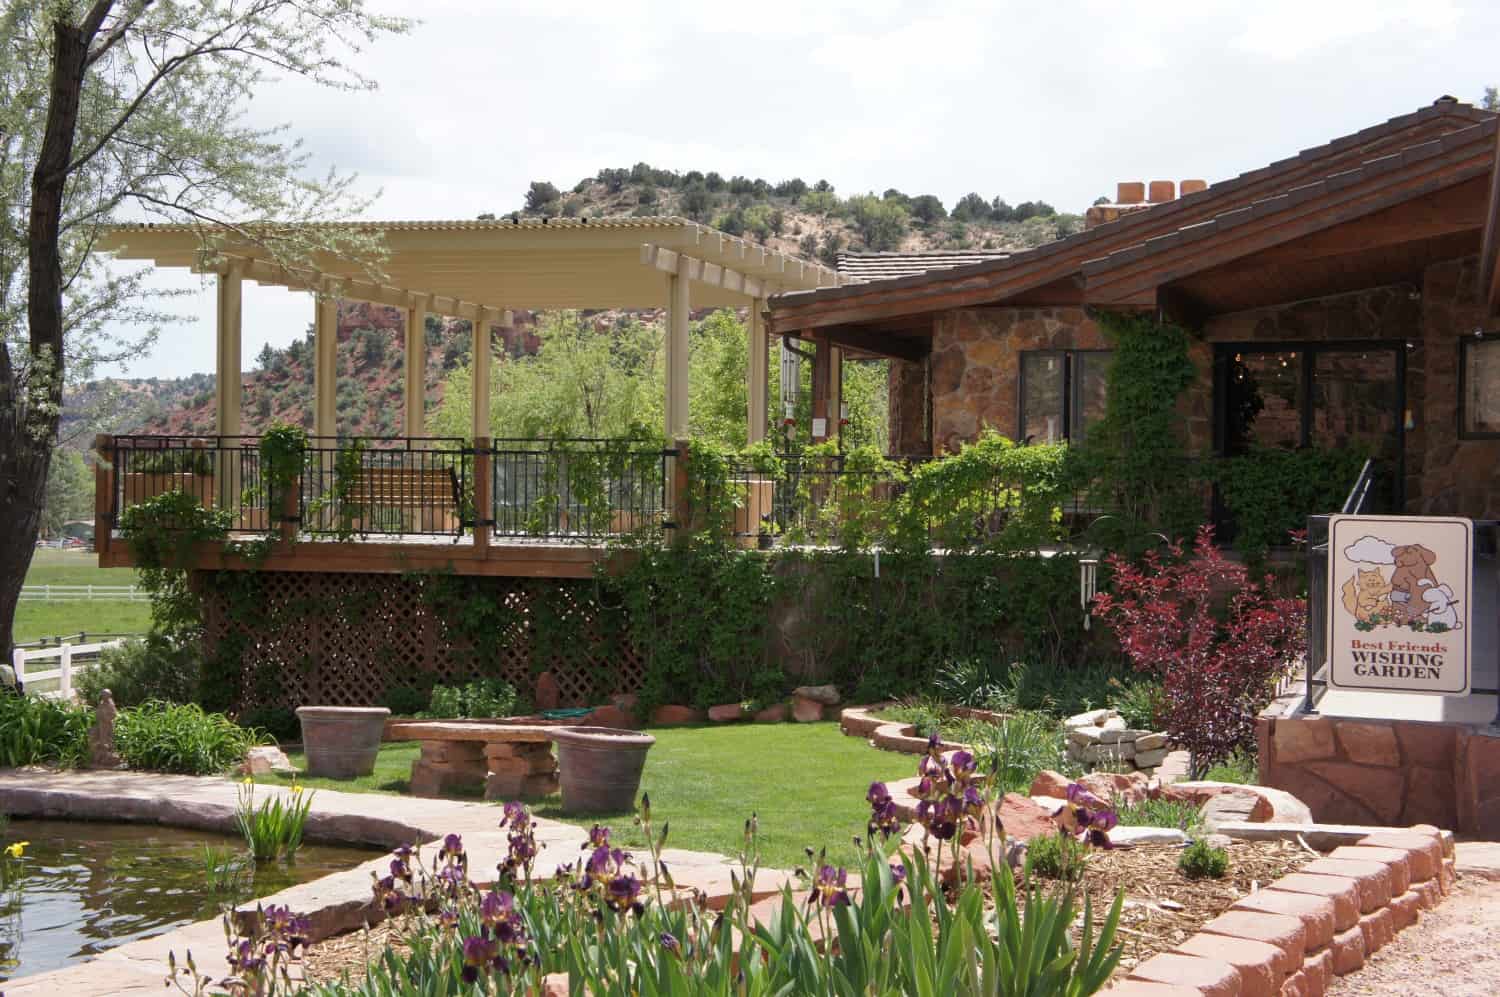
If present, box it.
[1019,351,1111,444]
[1460,336,1500,438]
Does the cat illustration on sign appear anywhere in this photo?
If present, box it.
[1338,535,1455,631]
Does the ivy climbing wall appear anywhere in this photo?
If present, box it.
[196,569,642,711]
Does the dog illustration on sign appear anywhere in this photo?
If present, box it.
[1339,535,1461,631]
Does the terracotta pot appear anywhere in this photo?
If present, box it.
[296,706,390,778]
[549,725,656,814]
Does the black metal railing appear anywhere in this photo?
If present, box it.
[111,435,268,532]
[490,438,672,541]
[298,437,470,539]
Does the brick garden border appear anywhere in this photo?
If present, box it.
[1104,825,1457,997]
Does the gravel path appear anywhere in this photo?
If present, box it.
[1327,845,1500,997]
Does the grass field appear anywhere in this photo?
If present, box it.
[254,723,916,870]
[14,548,149,642]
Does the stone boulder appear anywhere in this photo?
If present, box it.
[754,703,789,723]
[535,672,560,711]
[791,697,824,723]
[1076,771,1151,807]
[792,685,841,706]
[1166,781,1314,828]
[650,705,705,726]
[241,746,296,777]
[1029,769,1073,799]
[581,704,638,730]
[708,703,746,723]
[902,800,1039,885]
[1199,789,1274,830]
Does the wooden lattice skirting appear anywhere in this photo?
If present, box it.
[196,570,642,710]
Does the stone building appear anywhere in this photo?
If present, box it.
[767,97,1500,520]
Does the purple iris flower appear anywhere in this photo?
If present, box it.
[586,824,611,849]
[807,864,851,908]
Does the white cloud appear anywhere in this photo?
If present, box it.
[1344,535,1395,565]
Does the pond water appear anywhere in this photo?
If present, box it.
[0,820,377,982]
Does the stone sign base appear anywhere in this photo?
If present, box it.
[409,738,559,802]
[1257,695,1500,835]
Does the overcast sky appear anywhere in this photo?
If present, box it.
[103,0,1499,380]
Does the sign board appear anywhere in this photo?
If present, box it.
[1327,515,1472,695]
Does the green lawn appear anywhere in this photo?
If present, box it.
[14,548,149,642]
[252,723,917,870]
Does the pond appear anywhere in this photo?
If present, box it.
[0,819,377,982]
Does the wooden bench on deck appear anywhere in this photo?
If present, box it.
[349,466,462,535]
[385,721,559,800]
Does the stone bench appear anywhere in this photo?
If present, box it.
[386,722,560,801]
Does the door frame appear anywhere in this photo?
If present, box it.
[1211,339,1406,511]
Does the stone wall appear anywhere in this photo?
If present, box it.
[928,306,1104,453]
[1418,256,1500,518]
[1257,705,1500,835]
[886,357,931,455]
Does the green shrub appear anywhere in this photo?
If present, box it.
[75,636,201,709]
[879,698,945,739]
[1116,798,1199,829]
[114,701,265,775]
[1026,830,1086,881]
[382,684,430,716]
[237,705,299,744]
[1178,838,1230,880]
[1214,446,1367,558]
[1108,675,1163,730]
[235,780,313,862]
[955,710,1065,794]
[0,694,92,767]
[1202,750,1258,785]
[420,678,522,719]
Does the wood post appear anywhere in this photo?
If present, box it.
[93,434,112,559]
[215,265,244,512]
[747,297,768,444]
[670,438,692,543]
[665,263,690,440]
[829,344,843,445]
[472,309,491,440]
[474,435,491,556]
[811,336,831,443]
[314,291,338,439]
[405,296,428,437]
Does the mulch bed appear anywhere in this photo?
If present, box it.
[1067,838,1319,975]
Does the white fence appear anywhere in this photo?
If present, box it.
[11,639,125,700]
[18,584,147,602]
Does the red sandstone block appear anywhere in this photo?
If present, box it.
[1388,889,1421,930]
[1176,933,1284,997]
[1199,910,1304,976]
[1128,953,1241,997]
[1440,856,1456,894]
[1279,969,1310,997]
[1329,845,1411,894]
[1358,907,1394,955]
[1267,874,1361,931]
[1299,858,1391,913]
[1302,947,1333,997]
[1359,831,1441,882]
[1148,180,1176,203]
[1117,181,1146,205]
[1413,878,1441,910]
[1233,890,1336,950]
[1100,982,1203,997]
[1329,925,1365,976]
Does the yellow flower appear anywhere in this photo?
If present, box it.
[242,776,254,786]
[290,784,303,796]
[5,841,28,859]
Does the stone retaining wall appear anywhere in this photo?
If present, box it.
[1105,825,1456,997]
[1256,702,1500,836]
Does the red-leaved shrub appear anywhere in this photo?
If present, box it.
[1091,525,1305,776]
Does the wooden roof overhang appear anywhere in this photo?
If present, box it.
[1083,119,1498,317]
[1480,122,1500,321]
[97,216,840,318]
[766,99,1495,345]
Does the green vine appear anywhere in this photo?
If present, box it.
[258,422,307,528]
[1215,445,1368,558]
[118,490,232,640]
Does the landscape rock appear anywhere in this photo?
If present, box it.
[1076,771,1151,806]
[1064,708,1112,729]
[1134,747,1171,768]
[753,703,789,723]
[1029,769,1073,798]
[1110,826,1189,847]
[1067,726,1108,747]
[1098,728,1152,745]
[1175,781,1314,825]
[611,694,639,721]
[1134,732,1169,752]
[996,792,1061,842]
[241,746,296,777]
[792,684,841,706]
[582,704,638,730]
[708,703,746,723]
[791,696,824,723]
[1200,789,1274,830]
[534,672,560,711]
[650,705,704,726]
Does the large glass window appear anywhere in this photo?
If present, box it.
[1461,337,1500,438]
[1020,351,1112,444]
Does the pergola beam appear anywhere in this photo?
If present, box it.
[641,244,768,299]
[206,254,494,321]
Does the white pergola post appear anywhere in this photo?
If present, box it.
[471,307,491,439]
[665,261,691,440]
[214,264,244,513]
[404,295,428,437]
[313,290,339,439]
[746,297,768,444]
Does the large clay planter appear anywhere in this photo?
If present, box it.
[296,706,389,779]
[550,726,656,814]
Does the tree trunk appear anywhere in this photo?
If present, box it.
[1,16,94,658]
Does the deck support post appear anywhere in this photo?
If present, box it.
[747,297,768,444]
[474,435,491,556]
[93,434,113,557]
[471,308,491,440]
[811,337,843,444]
[404,296,428,437]
[314,290,338,439]
[829,344,843,445]
[214,264,244,514]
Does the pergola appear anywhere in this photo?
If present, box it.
[97,216,842,443]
